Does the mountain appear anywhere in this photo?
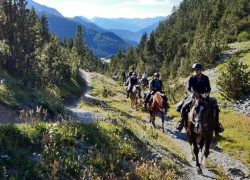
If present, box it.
[27,0,131,58]
[109,21,162,43]
[91,17,165,32]
[27,0,62,17]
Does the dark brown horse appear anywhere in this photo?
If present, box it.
[148,92,169,132]
[185,95,215,174]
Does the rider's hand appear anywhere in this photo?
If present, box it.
[201,93,209,99]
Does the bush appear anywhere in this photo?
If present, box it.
[237,31,250,42]
[217,58,250,100]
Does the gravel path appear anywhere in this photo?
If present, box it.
[66,70,105,123]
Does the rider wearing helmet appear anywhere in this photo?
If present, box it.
[125,72,138,98]
[128,67,135,78]
[176,63,224,134]
[143,72,163,108]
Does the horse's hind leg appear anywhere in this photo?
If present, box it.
[161,112,165,133]
[152,115,156,129]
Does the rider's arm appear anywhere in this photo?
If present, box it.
[149,80,154,91]
[125,78,130,86]
[187,77,193,94]
[206,76,211,93]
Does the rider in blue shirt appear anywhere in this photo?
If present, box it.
[143,72,163,108]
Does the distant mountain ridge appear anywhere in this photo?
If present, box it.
[27,0,164,57]
[27,0,62,17]
[109,21,163,43]
[90,17,165,32]
[27,0,131,58]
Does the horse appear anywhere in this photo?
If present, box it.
[148,92,169,133]
[185,94,215,174]
[129,85,140,110]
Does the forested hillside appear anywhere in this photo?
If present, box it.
[0,0,106,111]
[110,0,250,79]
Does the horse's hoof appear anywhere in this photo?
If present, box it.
[190,154,195,161]
[202,156,208,168]
[197,167,202,175]
[162,129,165,133]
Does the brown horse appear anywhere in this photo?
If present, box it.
[148,92,169,132]
[185,95,215,174]
[130,85,139,109]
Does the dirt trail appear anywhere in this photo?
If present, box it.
[65,69,105,123]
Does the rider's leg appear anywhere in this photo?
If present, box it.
[143,91,151,107]
[176,96,192,131]
[209,97,224,134]
[214,105,224,134]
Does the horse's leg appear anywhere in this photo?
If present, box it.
[161,112,165,133]
[149,112,152,123]
[190,143,195,161]
[194,142,202,175]
[152,115,156,129]
[202,138,211,168]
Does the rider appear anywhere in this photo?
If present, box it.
[122,70,126,82]
[143,72,164,108]
[125,72,138,98]
[176,63,224,134]
[141,73,149,88]
[128,67,135,77]
[113,71,118,80]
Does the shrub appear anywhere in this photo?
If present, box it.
[217,58,250,100]
[237,31,250,42]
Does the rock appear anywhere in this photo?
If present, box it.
[1,154,10,161]
[121,160,132,171]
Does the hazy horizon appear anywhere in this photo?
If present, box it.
[32,0,182,19]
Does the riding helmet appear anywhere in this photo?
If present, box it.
[153,72,160,77]
[192,63,202,70]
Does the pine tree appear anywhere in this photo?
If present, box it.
[217,58,250,100]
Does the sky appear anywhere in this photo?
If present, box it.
[33,0,183,19]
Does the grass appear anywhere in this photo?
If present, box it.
[0,119,179,179]
[0,68,84,114]
[216,111,250,167]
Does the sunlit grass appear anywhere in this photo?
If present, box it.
[217,111,250,167]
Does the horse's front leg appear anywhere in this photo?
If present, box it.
[194,142,202,175]
[202,138,211,168]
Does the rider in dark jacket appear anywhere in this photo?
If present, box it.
[176,63,224,133]
[125,72,138,98]
[143,72,163,107]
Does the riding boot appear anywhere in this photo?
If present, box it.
[143,93,150,109]
[214,107,224,134]
[176,118,184,132]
